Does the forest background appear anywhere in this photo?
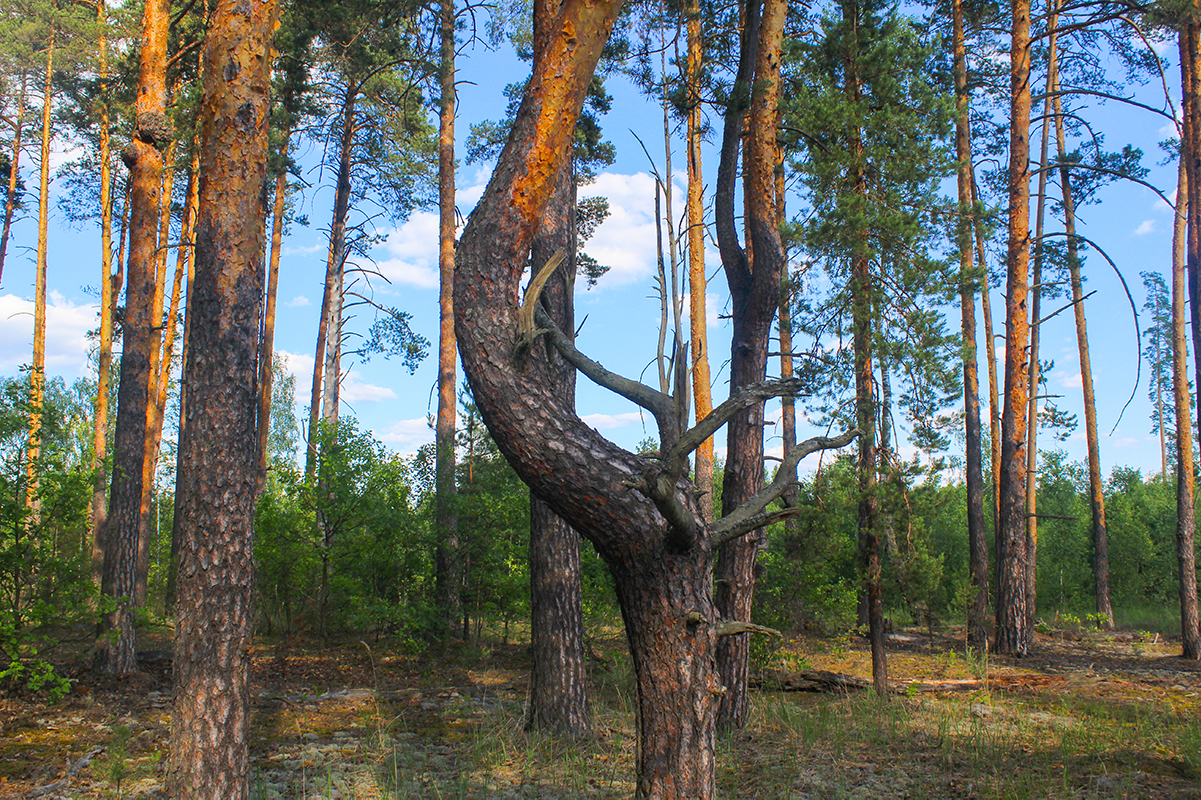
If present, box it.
[0,0,1200,791]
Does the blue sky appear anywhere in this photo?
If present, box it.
[0,20,1187,484]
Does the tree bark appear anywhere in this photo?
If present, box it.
[434,0,462,635]
[994,0,1032,657]
[97,0,171,674]
[26,37,53,515]
[524,0,591,734]
[686,0,713,522]
[1051,71,1112,630]
[953,0,988,651]
[1177,24,1201,660]
[714,0,789,728]
[453,0,724,791]
[90,6,114,589]
[169,0,275,789]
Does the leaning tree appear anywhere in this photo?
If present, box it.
[452,0,853,794]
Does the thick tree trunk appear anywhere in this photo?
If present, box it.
[434,0,462,634]
[994,0,1032,656]
[715,0,787,729]
[97,0,171,674]
[0,71,25,287]
[524,0,590,731]
[686,0,713,522]
[306,87,356,477]
[1178,25,1201,660]
[1051,78,1112,630]
[953,0,988,650]
[169,0,275,789]
[452,0,724,791]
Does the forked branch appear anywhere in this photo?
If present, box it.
[711,429,858,546]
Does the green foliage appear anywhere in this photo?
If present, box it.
[0,375,96,701]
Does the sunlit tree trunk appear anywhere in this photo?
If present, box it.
[1177,23,1201,660]
[26,36,54,516]
[90,4,115,588]
[954,0,988,650]
[1023,8,1059,631]
[169,0,275,789]
[135,141,180,607]
[685,0,713,521]
[98,0,171,674]
[995,0,1032,656]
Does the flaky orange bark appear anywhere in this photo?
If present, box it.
[996,0,1032,656]
[170,0,276,790]
[98,0,171,674]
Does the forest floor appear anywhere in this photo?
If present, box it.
[2,620,1200,798]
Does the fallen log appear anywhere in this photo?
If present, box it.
[753,668,872,693]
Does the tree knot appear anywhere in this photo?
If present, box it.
[135,112,175,149]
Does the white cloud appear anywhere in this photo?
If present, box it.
[1058,370,1083,389]
[275,350,395,404]
[0,292,95,377]
[1113,437,1140,448]
[283,242,325,257]
[582,411,646,430]
[341,370,397,403]
[371,172,491,290]
[376,418,434,452]
[579,172,660,288]
[374,211,440,289]
[1134,219,1156,236]
[286,295,311,307]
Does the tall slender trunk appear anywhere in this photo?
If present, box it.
[971,172,1001,534]
[257,129,290,491]
[135,142,179,607]
[686,0,713,521]
[1177,24,1201,660]
[994,0,1032,657]
[1050,71,1112,629]
[953,0,988,650]
[26,37,54,515]
[306,87,356,477]
[165,142,201,614]
[1024,10,1059,630]
[0,71,26,287]
[434,0,462,634]
[97,0,171,674]
[90,5,114,588]
[169,0,275,786]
